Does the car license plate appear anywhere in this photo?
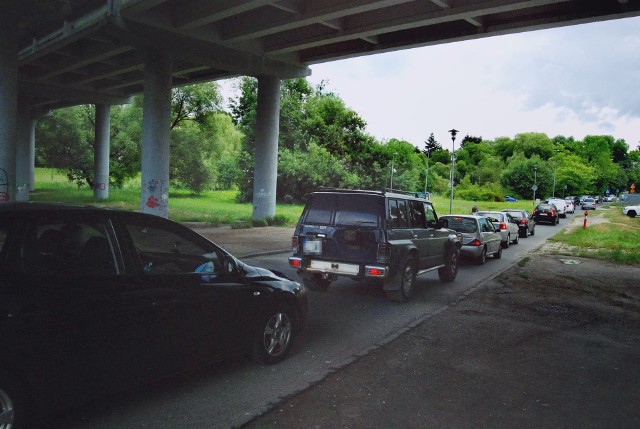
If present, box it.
[310,260,359,275]
[304,238,323,255]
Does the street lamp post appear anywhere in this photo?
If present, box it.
[532,164,538,206]
[448,129,458,214]
[390,152,397,190]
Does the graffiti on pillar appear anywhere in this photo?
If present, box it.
[145,179,168,209]
[256,188,272,199]
[94,182,107,191]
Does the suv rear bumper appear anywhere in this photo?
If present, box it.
[289,256,388,279]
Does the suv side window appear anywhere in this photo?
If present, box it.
[389,199,409,229]
[424,203,438,227]
[408,200,426,228]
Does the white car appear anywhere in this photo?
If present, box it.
[623,204,640,218]
[477,211,520,248]
[547,198,567,218]
[564,198,575,213]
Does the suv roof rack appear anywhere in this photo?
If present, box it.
[384,188,430,199]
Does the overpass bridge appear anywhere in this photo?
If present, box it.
[2,0,639,217]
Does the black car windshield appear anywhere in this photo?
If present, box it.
[304,193,379,226]
[443,216,477,233]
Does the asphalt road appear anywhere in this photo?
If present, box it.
[51,210,579,428]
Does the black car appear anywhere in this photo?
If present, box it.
[501,208,536,238]
[533,203,559,225]
[0,203,307,427]
[289,188,462,302]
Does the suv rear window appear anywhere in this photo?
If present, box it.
[304,193,379,226]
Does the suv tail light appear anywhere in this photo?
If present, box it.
[291,236,299,253]
[377,243,390,263]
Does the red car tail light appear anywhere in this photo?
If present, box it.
[499,222,507,230]
[470,239,482,246]
[288,257,302,268]
[520,219,526,225]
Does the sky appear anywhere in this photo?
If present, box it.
[222,15,640,152]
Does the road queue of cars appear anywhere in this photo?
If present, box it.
[0,203,308,428]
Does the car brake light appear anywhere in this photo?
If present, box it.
[377,243,390,263]
[520,219,526,225]
[500,223,507,230]
[470,239,482,246]
[368,267,385,276]
[288,257,302,268]
[291,236,299,253]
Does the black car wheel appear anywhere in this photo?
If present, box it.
[493,245,503,259]
[502,235,510,249]
[438,248,459,283]
[512,233,519,245]
[476,247,487,265]
[251,305,296,365]
[0,373,27,429]
[627,210,637,218]
[530,225,535,236]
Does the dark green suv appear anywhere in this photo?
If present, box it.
[288,189,462,302]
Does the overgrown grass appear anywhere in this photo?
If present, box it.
[31,169,304,225]
[549,207,640,265]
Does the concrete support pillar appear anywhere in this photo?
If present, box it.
[94,104,111,200]
[0,10,18,202]
[16,97,31,201]
[29,119,36,192]
[140,50,172,218]
[252,75,281,220]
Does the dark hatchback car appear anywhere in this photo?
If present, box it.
[501,208,536,238]
[533,203,559,225]
[0,204,307,427]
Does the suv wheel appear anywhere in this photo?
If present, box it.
[386,257,416,302]
[302,273,331,291]
[0,372,27,429]
[438,248,459,282]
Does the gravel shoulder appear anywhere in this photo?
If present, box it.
[244,251,640,428]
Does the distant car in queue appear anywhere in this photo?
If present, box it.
[500,208,536,238]
[440,215,503,265]
[533,203,559,225]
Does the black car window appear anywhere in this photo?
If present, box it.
[389,199,409,229]
[425,203,438,226]
[334,195,379,226]
[304,194,334,225]
[21,218,118,276]
[442,217,477,233]
[408,200,426,228]
[124,221,223,275]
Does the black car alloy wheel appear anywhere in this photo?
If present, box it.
[252,305,296,365]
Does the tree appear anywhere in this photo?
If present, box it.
[423,133,441,156]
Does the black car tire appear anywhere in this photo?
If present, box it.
[251,304,297,365]
[502,235,510,249]
[530,225,535,236]
[628,210,637,218]
[438,248,459,283]
[493,245,503,259]
[0,372,28,429]
[512,233,519,245]
[302,273,331,291]
[476,247,487,265]
[386,257,416,302]
[520,228,527,238]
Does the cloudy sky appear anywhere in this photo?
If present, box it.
[296,15,640,152]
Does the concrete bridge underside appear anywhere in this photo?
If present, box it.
[2,0,639,218]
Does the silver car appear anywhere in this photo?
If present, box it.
[477,211,520,248]
[440,215,503,265]
[581,198,597,210]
